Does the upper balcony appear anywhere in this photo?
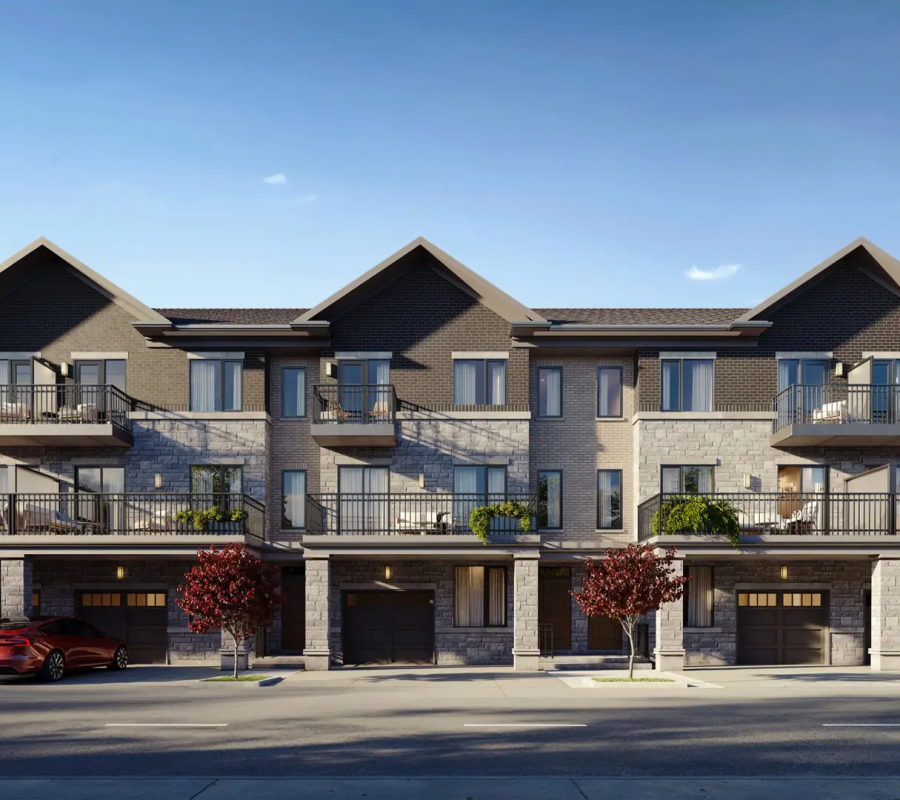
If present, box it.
[772,383,900,446]
[0,385,134,447]
[310,384,397,447]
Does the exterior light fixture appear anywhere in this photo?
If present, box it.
[384,565,392,581]
[116,565,126,580]
[743,473,752,490]
[154,473,163,490]
[418,473,425,489]
[779,565,789,581]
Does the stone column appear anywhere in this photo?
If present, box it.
[304,555,331,671]
[871,558,900,671]
[220,629,253,673]
[0,559,33,618]
[512,555,540,671]
[654,556,685,672]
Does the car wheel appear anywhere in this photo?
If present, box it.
[40,650,66,682]
[108,646,128,671]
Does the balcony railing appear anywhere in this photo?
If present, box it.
[0,492,265,539]
[774,383,900,431]
[638,492,898,541]
[312,384,397,426]
[0,384,133,434]
[306,493,537,536]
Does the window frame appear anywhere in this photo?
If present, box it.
[75,359,127,392]
[281,366,307,418]
[452,464,508,500]
[453,565,507,628]
[660,358,714,412]
[453,359,507,406]
[596,469,623,530]
[596,366,623,418]
[537,469,563,530]
[281,469,307,530]
[189,464,243,496]
[537,366,563,418]
[661,465,716,495]
[189,358,244,412]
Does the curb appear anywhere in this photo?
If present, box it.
[199,676,283,688]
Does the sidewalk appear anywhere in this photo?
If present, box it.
[2,777,899,800]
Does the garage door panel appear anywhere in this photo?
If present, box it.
[737,591,828,666]
[77,591,167,665]
[343,590,434,665]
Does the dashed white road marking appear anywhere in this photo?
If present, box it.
[464,723,587,728]
[104,723,228,728]
[823,724,900,728]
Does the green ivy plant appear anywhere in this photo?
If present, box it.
[469,500,533,545]
[652,495,741,549]
[175,506,249,532]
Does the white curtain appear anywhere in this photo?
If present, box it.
[661,467,681,495]
[454,360,480,405]
[190,361,219,412]
[487,567,506,626]
[696,467,713,493]
[686,360,713,412]
[487,467,506,499]
[224,362,242,411]
[0,466,8,494]
[487,361,506,405]
[283,471,306,528]
[369,360,390,412]
[365,467,389,532]
[454,566,485,626]
[687,566,713,627]
[661,361,678,411]
[540,368,561,416]
[340,467,364,533]
[598,368,621,416]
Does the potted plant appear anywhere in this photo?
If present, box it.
[469,500,534,545]
[174,505,249,533]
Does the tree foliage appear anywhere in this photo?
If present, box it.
[571,544,690,678]
[177,543,279,678]
[652,495,741,549]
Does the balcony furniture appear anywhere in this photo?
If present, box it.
[812,400,847,424]
[57,403,100,422]
[0,402,30,421]
[394,510,455,535]
[311,384,398,447]
[370,400,391,420]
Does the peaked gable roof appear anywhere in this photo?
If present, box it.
[294,237,547,325]
[0,237,171,325]
[736,237,900,322]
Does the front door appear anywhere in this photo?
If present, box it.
[281,566,306,652]
[538,567,572,652]
[588,615,623,651]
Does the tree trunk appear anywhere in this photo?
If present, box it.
[233,634,240,680]
[622,620,636,680]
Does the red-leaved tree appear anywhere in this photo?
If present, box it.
[178,543,280,678]
[572,544,690,678]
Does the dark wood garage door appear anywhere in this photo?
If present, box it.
[77,591,168,665]
[343,590,434,665]
[737,591,828,665]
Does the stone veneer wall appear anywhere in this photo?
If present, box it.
[32,559,220,663]
[329,560,514,665]
[683,559,870,667]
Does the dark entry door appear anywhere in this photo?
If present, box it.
[588,615,623,651]
[281,566,305,652]
[76,590,167,664]
[737,591,828,665]
[343,590,434,665]
[539,567,572,652]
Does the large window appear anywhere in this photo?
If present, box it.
[597,469,622,529]
[597,367,623,417]
[453,359,506,406]
[190,465,243,494]
[661,358,714,412]
[454,465,507,534]
[684,565,714,627]
[76,359,126,392]
[338,359,391,417]
[338,466,389,534]
[282,470,306,529]
[538,470,562,529]
[453,566,506,627]
[538,367,562,417]
[282,367,306,418]
[0,359,33,409]
[661,465,714,494]
[190,358,243,412]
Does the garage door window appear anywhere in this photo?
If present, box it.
[127,592,166,607]
[738,593,777,607]
[454,566,506,627]
[82,593,121,607]
[783,593,822,607]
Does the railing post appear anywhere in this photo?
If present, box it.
[8,493,15,536]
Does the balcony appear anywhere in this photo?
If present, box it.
[638,492,898,542]
[0,385,133,447]
[0,492,265,540]
[310,384,397,447]
[306,493,537,537]
[772,384,900,446]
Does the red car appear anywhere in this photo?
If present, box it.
[0,616,128,682]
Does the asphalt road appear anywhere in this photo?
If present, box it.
[3,665,900,778]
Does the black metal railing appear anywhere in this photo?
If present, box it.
[0,492,265,539]
[638,492,898,541]
[312,384,397,426]
[774,383,900,431]
[305,492,537,536]
[0,384,133,433]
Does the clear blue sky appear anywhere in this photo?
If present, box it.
[1,1,898,310]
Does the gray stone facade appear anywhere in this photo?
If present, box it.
[871,558,900,670]
[512,557,539,669]
[304,556,331,670]
[0,559,33,618]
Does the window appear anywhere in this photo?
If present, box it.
[538,470,562,529]
[81,592,121,607]
[661,359,714,412]
[282,470,306,529]
[661,466,714,495]
[338,360,391,417]
[127,592,167,607]
[597,367,623,417]
[0,466,8,494]
[190,358,242,412]
[783,592,822,607]
[190,465,243,509]
[538,367,562,417]
[453,359,506,406]
[0,359,33,409]
[454,566,506,626]
[339,466,389,534]
[738,593,777,607]
[75,359,126,392]
[777,359,828,392]
[282,367,306,418]
[597,470,622,529]
[454,465,507,534]
[684,566,714,627]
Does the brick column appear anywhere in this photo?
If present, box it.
[304,555,331,671]
[512,555,540,671]
[0,559,33,618]
[871,558,900,671]
[654,556,685,672]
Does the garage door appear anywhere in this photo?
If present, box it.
[343,590,434,665]
[737,591,828,665]
[77,591,168,664]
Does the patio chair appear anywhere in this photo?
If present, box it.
[812,400,847,424]
[369,400,391,420]
[0,402,30,422]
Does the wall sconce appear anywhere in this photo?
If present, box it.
[418,474,425,489]
[384,565,392,581]
[154,474,163,490]
[60,362,69,378]
[116,565,126,580]
[779,565,789,581]
[743,473,752,490]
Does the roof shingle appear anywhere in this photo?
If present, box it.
[534,308,748,325]
[154,308,306,325]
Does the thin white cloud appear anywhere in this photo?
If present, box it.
[262,173,288,185]
[686,263,741,281]
[291,193,317,206]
